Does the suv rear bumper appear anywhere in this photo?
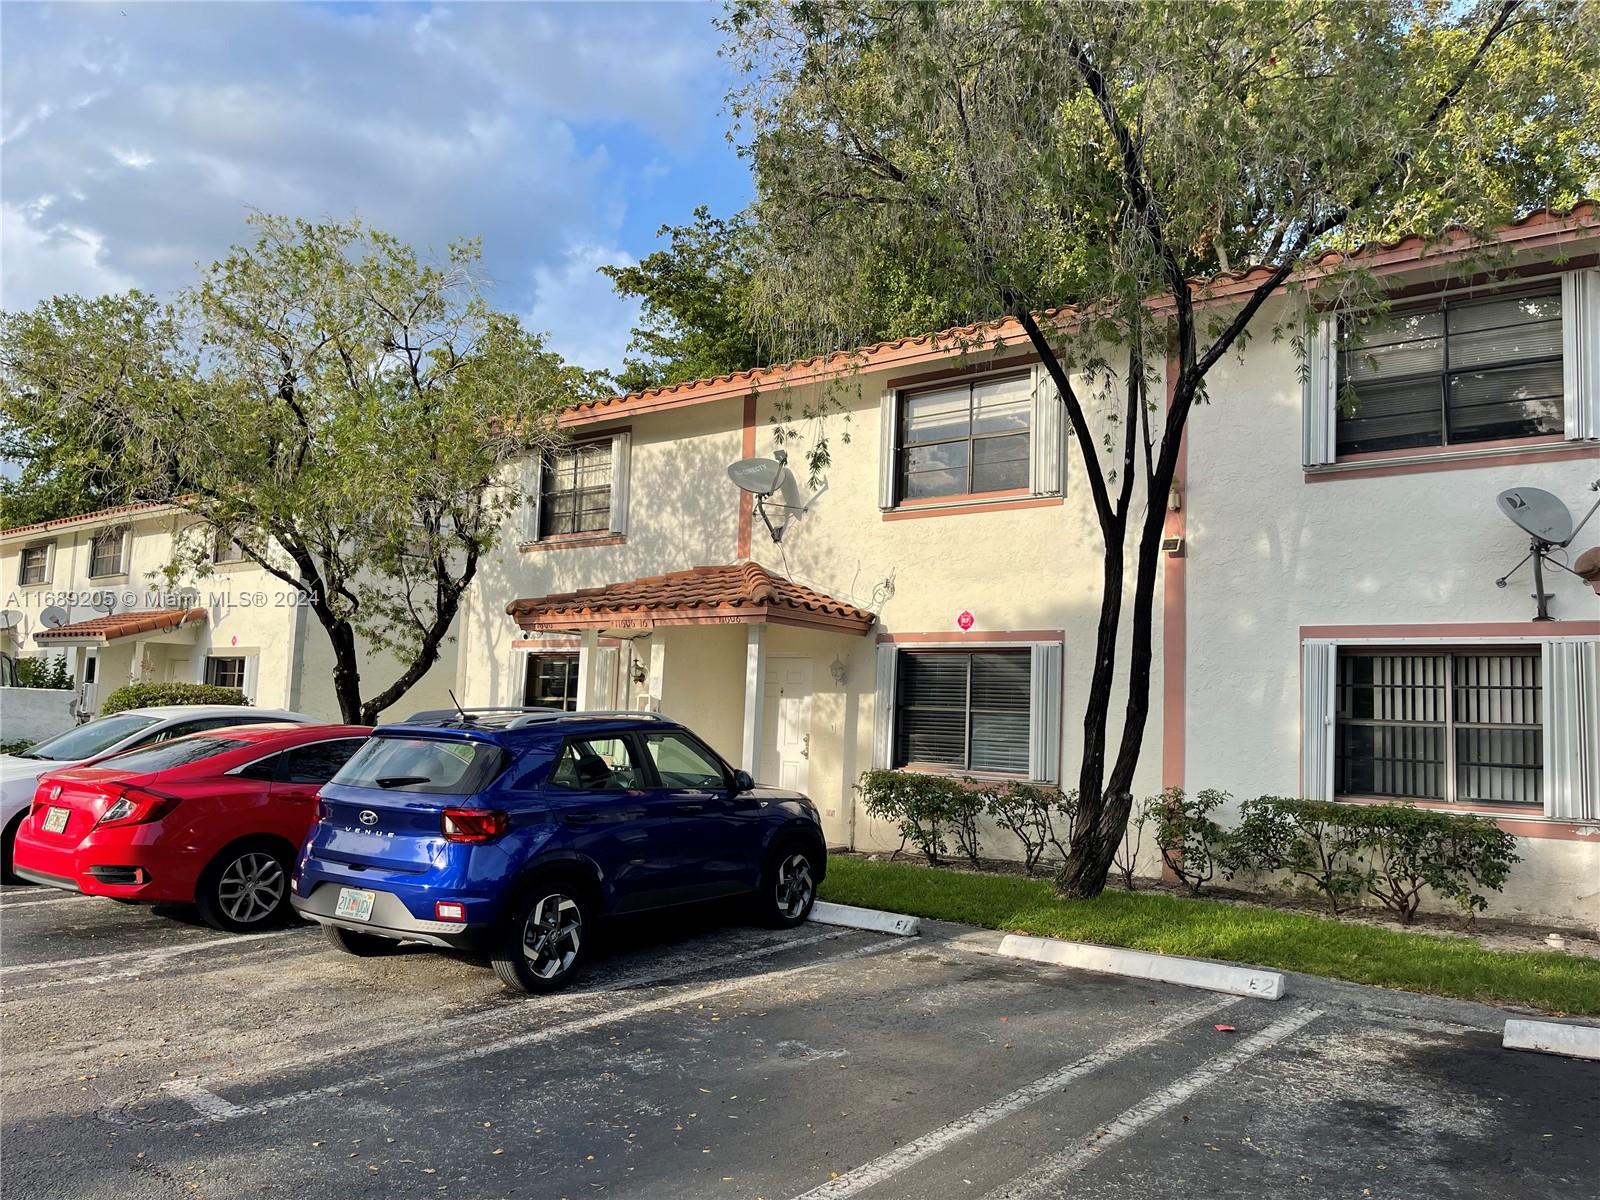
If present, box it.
[292,883,488,950]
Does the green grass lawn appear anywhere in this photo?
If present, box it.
[817,856,1600,1016]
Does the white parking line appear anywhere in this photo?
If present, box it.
[0,893,87,909]
[788,994,1241,1200]
[981,1007,1324,1200]
[1,928,302,983]
[105,932,910,1128]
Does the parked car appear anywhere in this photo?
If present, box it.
[1,705,319,882]
[13,723,369,931]
[292,709,827,993]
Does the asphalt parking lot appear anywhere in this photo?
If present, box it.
[1,882,1595,1200]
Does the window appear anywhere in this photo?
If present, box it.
[524,654,579,711]
[642,731,727,789]
[213,531,246,564]
[897,373,1032,501]
[18,544,51,586]
[332,735,509,795]
[548,736,645,791]
[205,657,248,690]
[88,527,127,577]
[1335,650,1542,806]
[538,440,612,537]
[100,736,250,774]
[83,656,97,685]
[277,738,368,784]
[895,649,1030,775]
[17,713,159,762]
[1338,289,1563,455]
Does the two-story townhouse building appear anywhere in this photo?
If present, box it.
[455,205,1600,928]
[0,502,458,724]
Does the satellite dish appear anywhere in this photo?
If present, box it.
[1493,480,1600,622]
[727,457,789,497]
[39,606,69,630]
[92,593,116,615]
[0,610,21,631]
[726,451,816,544]
[1496,487,1573,545]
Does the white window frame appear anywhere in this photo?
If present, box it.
[1302,267,1600,467]
[877,363,1064,510]
[872,639,1062,783]
[213,530,247,564]
[17,541,54,586]
[1303,635,1598,822]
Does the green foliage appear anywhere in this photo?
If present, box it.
[1151,787,1232,896]
[1226,796,1368,914]
[0,740,35,757]
[1,214,604,722]
[982,781,1077,875]
[14,653,71,690]
[819,856,1600,1016]
[1359,804,1520,923]
[599,207,770,394]
[0,292,188,528]
[100,681,250,715]
[856,769,965,865]
[1227,795,1521,923]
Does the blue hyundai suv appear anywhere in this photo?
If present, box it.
[290,708,826,992]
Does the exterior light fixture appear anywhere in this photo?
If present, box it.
[829,657,848,686]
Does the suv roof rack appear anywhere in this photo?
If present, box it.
[399,706,674,730]
[504,709,673,729]
[401,705,567,724]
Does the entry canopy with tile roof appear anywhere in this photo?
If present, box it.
[33,608,205,646]
[507,563,876,635]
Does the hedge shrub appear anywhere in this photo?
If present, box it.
[15,653,71,690]
[981,781,1076,875]
[101,681,250,715]
[1151,787,1232,896]
[857,770,968,865]
[1228,795,1519,922]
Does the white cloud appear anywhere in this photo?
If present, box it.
[0,2,729,371]
[1,202,136,305]
[525,244,643,374]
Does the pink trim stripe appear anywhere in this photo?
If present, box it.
[876,629,1065,645]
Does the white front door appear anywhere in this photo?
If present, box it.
[761,657,812,793]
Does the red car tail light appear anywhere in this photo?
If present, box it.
[93,785,180,830]
[440,808,507,843]
[434,901,467,922]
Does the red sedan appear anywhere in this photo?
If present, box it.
[13,723,369,932]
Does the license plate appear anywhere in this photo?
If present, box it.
[42,806,69,834]
[334,887,376,921]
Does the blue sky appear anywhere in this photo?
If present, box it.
[0,1,752,373]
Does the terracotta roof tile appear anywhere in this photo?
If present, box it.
[563,202,1597,425]
[507,562,876,634]
[35,607,205,643]
[2,500,178,540]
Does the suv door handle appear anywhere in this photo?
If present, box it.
[562,811,599,825]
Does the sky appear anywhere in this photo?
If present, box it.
[0,1,753,375]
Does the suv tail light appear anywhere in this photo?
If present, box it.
[94,785,180,830]
[441,808,507,843]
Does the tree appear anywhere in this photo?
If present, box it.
[724,0,1597,896]
[0,293,186,528]
[599,207,770,393]
[0,215,602,723]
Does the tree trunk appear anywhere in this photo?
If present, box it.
[326,619,364,725]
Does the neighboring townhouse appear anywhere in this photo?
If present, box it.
[456,205,1600,927]
[0,503,458,723]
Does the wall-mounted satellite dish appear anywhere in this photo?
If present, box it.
[0,609,22,632]
[1494,481,1600,621]
[39,605,69,630]
[91,593,117,616]
[726,449,814,543]
[1496,487,1574,545]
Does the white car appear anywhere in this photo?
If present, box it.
[1,705,319,880]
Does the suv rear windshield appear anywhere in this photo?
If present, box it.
[331,736,508,795]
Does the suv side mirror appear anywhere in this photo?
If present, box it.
[731,769,755,792]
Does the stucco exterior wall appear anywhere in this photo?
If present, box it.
[2,509,459,723]
[1186,294,1600,926]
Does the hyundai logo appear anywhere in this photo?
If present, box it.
[358,809,379,827]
